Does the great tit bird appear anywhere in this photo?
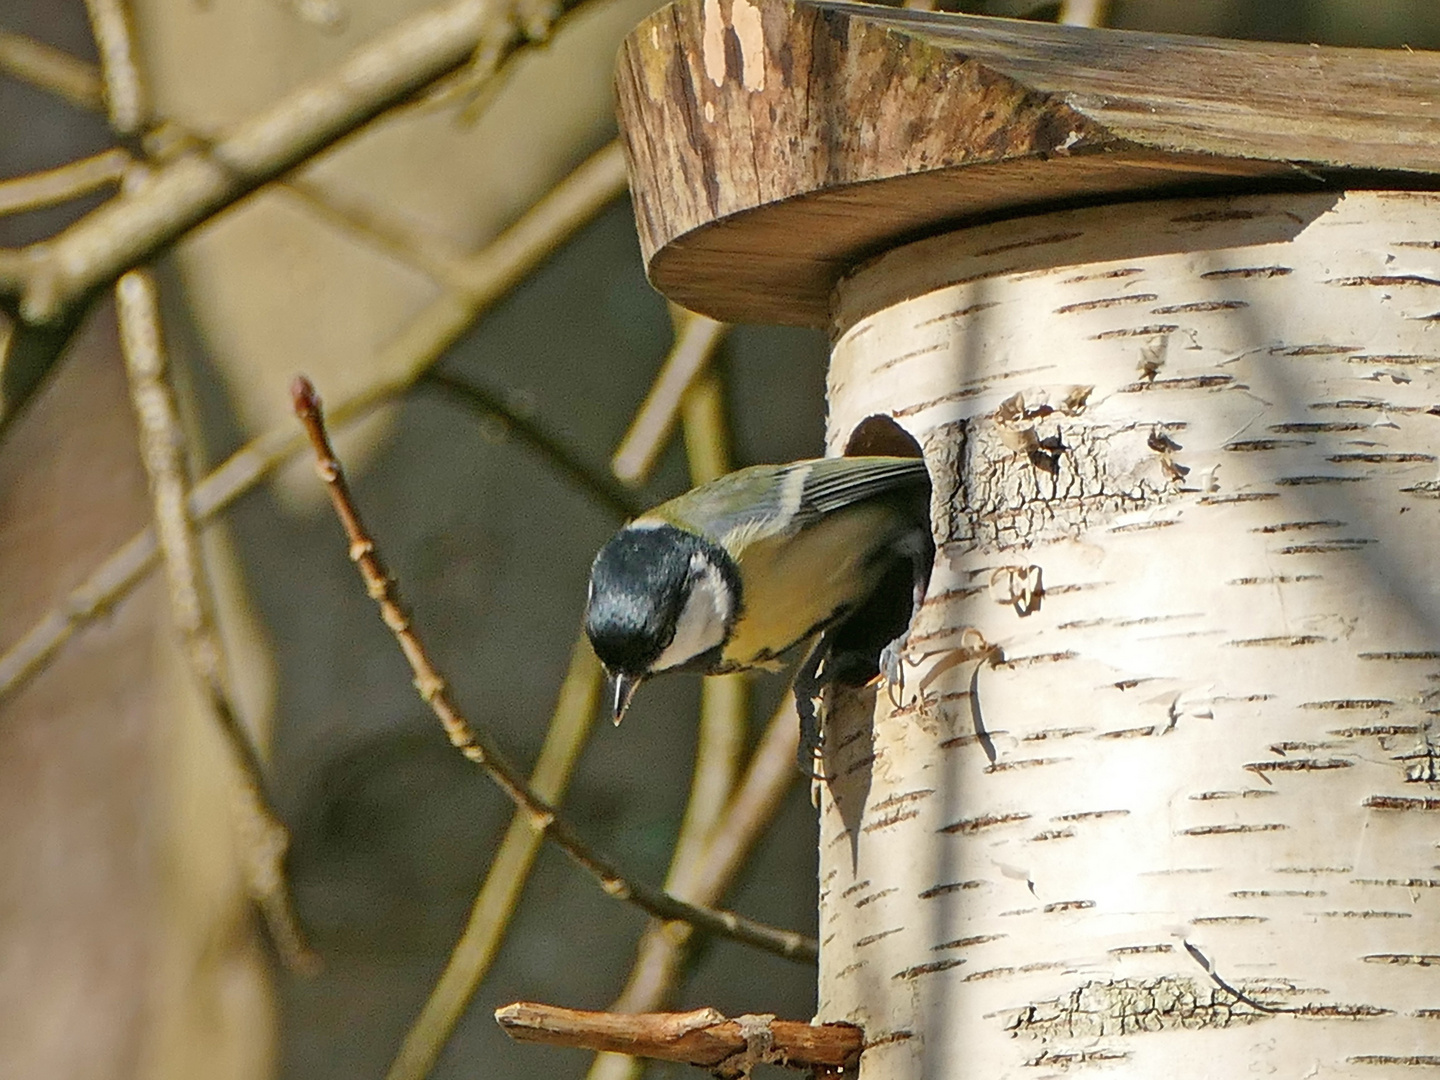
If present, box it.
[584,455,933,768]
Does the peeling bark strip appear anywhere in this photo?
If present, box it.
[615,0,1440,325]
[817,192,1440,1079]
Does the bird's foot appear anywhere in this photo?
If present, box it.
[879,633,911,708]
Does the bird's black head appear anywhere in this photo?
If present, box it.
[584,522,736,680]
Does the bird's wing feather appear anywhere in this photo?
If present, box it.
[653,456,928,548]
[793,456,930,524]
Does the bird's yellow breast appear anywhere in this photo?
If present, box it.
[718,502,904,669]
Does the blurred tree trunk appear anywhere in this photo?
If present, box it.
[818,190,1440,1077]
[0,303,272,1080]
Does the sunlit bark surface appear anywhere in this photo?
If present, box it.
[819,190,1440,1078]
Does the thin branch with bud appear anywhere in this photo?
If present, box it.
[292,375,818,965]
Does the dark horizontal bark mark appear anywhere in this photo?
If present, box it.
[1152,300,1248,313]
[915,301,1000,328]
[1364,795,1440,811]
[1108,943,1173,956]
[1054,293,1158,314]
[1329,452,1436,463]
[918,880,983,899]
[939,812,1030,834]
[1226,438,1315,451]
[854,888,899,908]
[1274,343,1363,357]
[871,789,935,812]
[1253,519,1342,532]
[1246,759,1353,772]
[1121,374,1233,391]
[1191,915,1267,924]
[1328,274,1440,287]
[934,934,1004,951]
[1062,267,1144,284]
[1192,790,1276,800]
[1043,899,1095,913]
[984,757,1068,773]
[892,958,964,980]
[1277,540,1375,553]
[1226,575,1321,585]
[862,808,920,832]
[1271,421,1365,432]
[1093,323,1181,339]
[1226,635,1326,647]
[1029,828,1075,841]
[1201,266,1292,279]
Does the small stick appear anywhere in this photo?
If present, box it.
[117,268,318,975]
[0,30,105,111]
[292,376,818,964]
[611,312,728,486]
[497,1002,861,1074]
[0,140,627,708]
[82,0,146,133]
[0,149,132,218]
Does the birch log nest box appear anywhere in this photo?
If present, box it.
[617,4,1440,1076]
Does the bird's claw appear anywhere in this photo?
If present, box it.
[879,634,910,707]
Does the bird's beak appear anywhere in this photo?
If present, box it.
[610,672,641,725]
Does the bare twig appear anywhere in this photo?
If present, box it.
[420,371,642,520]
[292,376,817,964]
[0,140,626,708]
[0,30,105,111]
[0,149,132,218]
[680,368,730,488]
[385,635,604,1080]
[498,1002,861,1074]
[611,312,728,486]
[280,175,475,292]
[449,140,628,301]
[16,0,579,323]
[82,0,146,133]
[116,268,316,974]
[0,0,596,439]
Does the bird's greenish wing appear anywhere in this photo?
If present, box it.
[651,456,929,548]
[794,456,930,524]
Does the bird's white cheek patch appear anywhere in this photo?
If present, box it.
[652,554,731,672]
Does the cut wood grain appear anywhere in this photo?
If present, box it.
[615,0,1440,326]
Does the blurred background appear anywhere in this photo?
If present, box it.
[2,1,1440,1079]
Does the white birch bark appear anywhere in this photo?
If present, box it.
[817,190,1440,1078]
